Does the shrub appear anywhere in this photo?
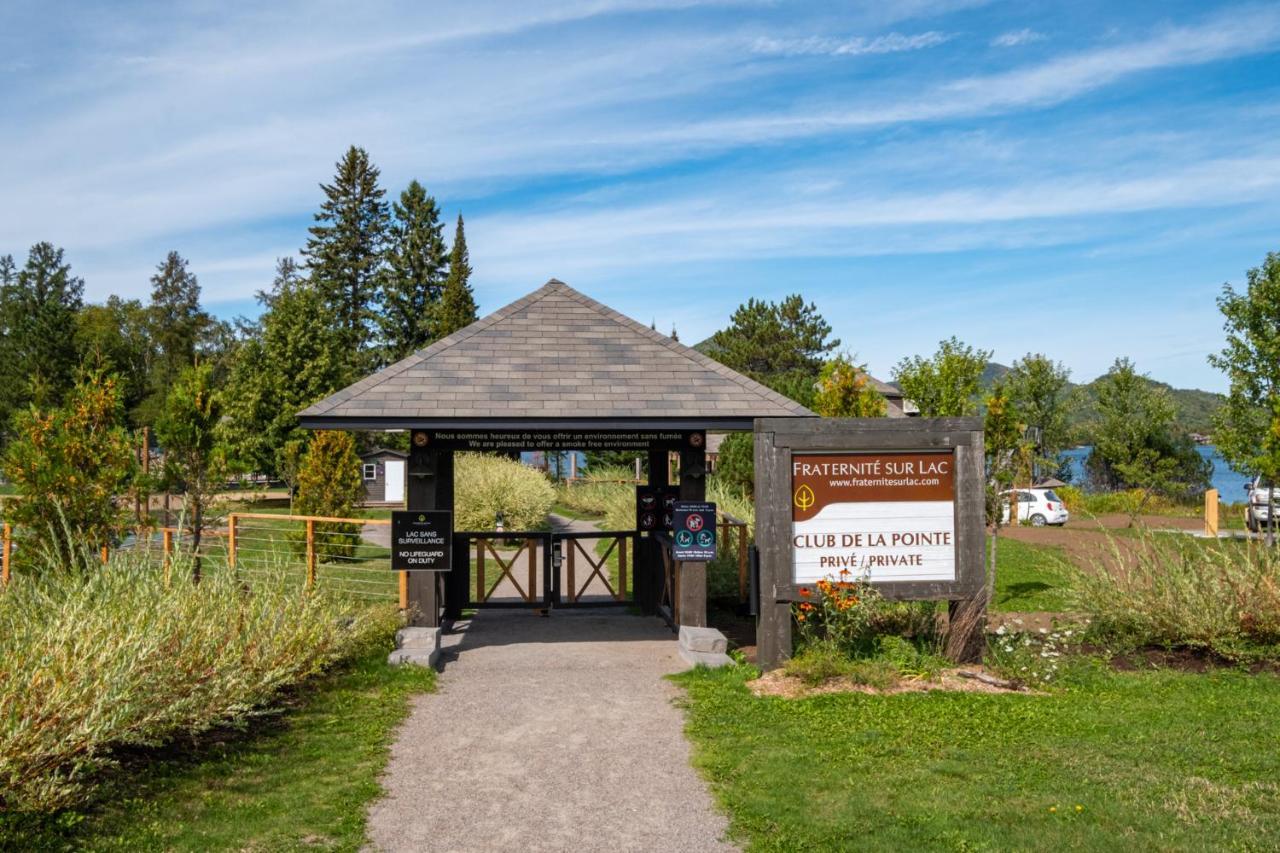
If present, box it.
[293,431,363,560]
[0,371,136,569]
[455,452,555,531]
[0,550,399,814]
[1073,529,1280,659]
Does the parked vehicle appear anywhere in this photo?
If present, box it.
[1244,477,1276,533]
[1001,488,1069,527]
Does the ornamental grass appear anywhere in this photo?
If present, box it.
[0,547,400,814]
[1075,528,1280,659]
[454,452,556,531]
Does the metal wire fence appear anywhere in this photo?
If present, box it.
[1,513,404,605]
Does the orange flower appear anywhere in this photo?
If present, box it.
[799,587,811,597]
[796,613,806,623]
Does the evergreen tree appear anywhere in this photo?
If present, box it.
[0,254,14,287]
[671,325,679,342]
[435,215,478,338]
[892,337,991,417]
[0,243,84,438]
[304,146,390,373]
[220,259,348,476]
[147,250,209,384]
[706,295,838,406]
[382,180,447,361]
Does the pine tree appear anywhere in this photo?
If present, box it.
[670,325,679,342]
[220,259,349,476]
[304,146,390,374]
[435,215,478,339]
[706,295,838,406]
[0,243,84,437]
[76,296,153,425]
[382,180,448,361]
[148,251,208,383]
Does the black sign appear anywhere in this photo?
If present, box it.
[391,511,452,572]
[672,501,717,561]
[419,430,702,453]
[636,485,680,532]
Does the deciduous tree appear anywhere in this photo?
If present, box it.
[220,259,348,476]
[294,430,364,560]
[156,364,225,557]
[813,354,887,418]
[892,337,991,417]
[1209,250,1280,544]
[1004,353,1073,478]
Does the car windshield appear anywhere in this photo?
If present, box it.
[1044,490,1061,502]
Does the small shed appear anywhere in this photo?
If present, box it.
[359,448,407,504]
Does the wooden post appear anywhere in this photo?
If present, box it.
[619,535,628,600]
[477,540,486,602]
[101,545,109,565]
[737,523,748,603]
[399,570,409,610]
[305,518,316,588]
[228,514,238,569]
[1205,488,1220,538]
[566,538,576,603]
[2,523,11,586]
[677,441,708,627]
[527,537,537,604]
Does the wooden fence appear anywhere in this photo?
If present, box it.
[0,513,406,607]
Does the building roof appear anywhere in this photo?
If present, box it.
[299,279,815,430]
[359,447,408,460]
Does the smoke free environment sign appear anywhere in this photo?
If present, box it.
[791,451,956,584]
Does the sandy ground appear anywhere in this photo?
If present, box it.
[365,608,737,853]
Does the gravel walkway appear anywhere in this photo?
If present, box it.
[366,608,736,852]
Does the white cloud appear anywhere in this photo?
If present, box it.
[751,31,951,57]
[990,28,1044,47]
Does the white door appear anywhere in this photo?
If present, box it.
[384,460,405,503]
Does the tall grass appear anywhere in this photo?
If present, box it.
[0,549,400,814]
[1074,530,1280,658]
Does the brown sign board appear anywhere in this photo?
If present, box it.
[752,417,986,671]
[791,451,956,584]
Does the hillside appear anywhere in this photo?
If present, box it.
[1069,375,1223,438]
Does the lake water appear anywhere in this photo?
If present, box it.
[1060,445,1252,498]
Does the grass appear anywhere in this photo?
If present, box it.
[992,538,1075,612]
[550,502,605,521]
[675,664,1280,851]
[5,645,435,851]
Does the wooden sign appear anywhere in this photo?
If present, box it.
[791,451,956,583]
[392,510,452,572]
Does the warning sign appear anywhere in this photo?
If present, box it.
[672,501,717,561]
[391,511,453,572]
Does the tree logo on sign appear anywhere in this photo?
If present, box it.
[794,484,815,511]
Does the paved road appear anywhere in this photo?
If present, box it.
[366,608,736,852]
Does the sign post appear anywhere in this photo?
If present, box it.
[392,510,453,573]
[753,417,986,669]
[672,501,717,562]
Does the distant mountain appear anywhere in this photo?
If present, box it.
[1069,375,1223,438]
[981,362,1010,387]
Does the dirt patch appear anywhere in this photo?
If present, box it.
[748,666,1029,699]
[1104,646,1280,675]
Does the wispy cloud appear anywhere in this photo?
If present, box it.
[990,28,1044,47]
[751,31,951,57]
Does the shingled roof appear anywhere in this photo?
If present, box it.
[299,279,814,430]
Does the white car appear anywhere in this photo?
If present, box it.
[1001,488,1069,527]
[1245,477,1276,533]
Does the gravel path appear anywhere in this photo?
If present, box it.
[366,608,736,852]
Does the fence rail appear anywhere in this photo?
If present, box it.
[0,513,406,607]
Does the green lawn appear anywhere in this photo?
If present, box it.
[4,646,435,851]
[992,538,1075,612]
[675,664,1280,851]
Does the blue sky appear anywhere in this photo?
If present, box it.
[3,1,1278,391]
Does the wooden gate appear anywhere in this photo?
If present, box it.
[457,530,636,609]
